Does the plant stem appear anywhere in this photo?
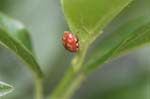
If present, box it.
[47,43,89,99]
[34,76,43,99]
[61,72,85,99]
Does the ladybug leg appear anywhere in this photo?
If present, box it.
[75,32,79,49]
[76,43,79,48]
[76,39,79,49]
[75,31,80,42]
[76,37,79,43]
[75,36,79,49]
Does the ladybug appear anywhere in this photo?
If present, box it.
[62,31,79,52]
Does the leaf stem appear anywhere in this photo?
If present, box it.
[34,76,43,99]
[61,72,85,99]
[47,42,89,99]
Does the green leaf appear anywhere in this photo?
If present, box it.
[62,0,133,43]
[84,17,150,74]
[0,13,43,78]
[0,81,14,97]
[0,13,32,51]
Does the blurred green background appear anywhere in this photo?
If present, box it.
[0,0,149,99]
